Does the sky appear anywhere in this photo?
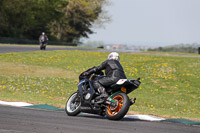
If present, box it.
[82,0,200,46]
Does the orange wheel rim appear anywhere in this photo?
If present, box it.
[107,95,123,116]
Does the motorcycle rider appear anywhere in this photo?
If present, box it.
[83,52,127,103]
[39,32,48,47]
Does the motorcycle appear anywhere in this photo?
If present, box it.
[40,38,47,50]
[65,67,141,120]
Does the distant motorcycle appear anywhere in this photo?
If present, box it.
[39,37,47,50]
[65,67,141,120]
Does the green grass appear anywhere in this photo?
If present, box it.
[144,51,200,56]
[0,50,200,121]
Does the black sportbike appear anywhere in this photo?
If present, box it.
[40,39,47,50]
[65,67,141,120]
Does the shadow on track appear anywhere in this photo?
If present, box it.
[77,113,142,122]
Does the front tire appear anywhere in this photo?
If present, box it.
[106,92,130,120]
[65,92,81,116]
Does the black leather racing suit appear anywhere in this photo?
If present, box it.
[87,59,127,92]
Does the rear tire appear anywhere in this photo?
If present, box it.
[65,92,81,116]
[106,92,130,120]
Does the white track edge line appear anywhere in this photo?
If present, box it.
[0,100,33,107]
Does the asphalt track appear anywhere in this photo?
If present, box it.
[0,105,200,133]
[0,45,108,53]
[0,45,199,57]
[0,45,200,133]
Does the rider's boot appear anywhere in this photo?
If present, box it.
[98,87,108,98]
[95,88,116,107]
[96,87,108,104]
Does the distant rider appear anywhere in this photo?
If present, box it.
[83,52,127,102]
[39,32,48,45]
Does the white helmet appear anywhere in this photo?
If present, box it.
[42,32,45,35]
[107,52,120,61]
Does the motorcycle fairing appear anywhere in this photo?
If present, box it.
[116,79,127,85]
[78,79,95,104]
[78,79,102,114]
[108,79,140,94]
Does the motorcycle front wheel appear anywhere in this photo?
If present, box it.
[65,92,81,116]
[106,92,130,120]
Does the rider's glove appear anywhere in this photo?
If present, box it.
[82,72,89,76]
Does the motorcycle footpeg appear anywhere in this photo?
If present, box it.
[94,103,101,108]
[91,100,95,104]
[95,96,101,101]
[96,99,104,104]
[130,98,136,106]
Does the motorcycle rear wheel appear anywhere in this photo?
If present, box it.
[106,92,130,120]
[65,92,81,116]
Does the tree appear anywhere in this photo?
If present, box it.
[50,0,108,42]
[0,0,109,43]
[0,0,65,40]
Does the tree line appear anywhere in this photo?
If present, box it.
[0,0,108,43]
[147,44,200,53]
